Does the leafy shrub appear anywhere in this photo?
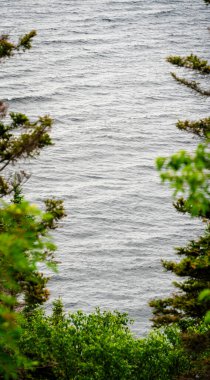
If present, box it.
[18,301,188,380]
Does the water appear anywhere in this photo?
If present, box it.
[1,0,210,334]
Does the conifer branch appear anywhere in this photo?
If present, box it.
[176,117,210,138]
[171,72,210,96]
[0,30,36,59]
[167,54,210,74]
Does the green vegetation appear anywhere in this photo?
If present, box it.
[176,117,210,138]
[156,142,210,217]
[0,33,65,379]
[150,4,210,376]
[17,300,188,380]
[150,59,210,328]
[170,72,210,96]
[167,54,210,74]
[1,1,210,378]
[0,31,36,60]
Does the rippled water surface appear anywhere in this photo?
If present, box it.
[1,0,210,333]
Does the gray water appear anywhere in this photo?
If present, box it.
[1,0,210,334]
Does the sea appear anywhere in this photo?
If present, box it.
[1,0,210,334]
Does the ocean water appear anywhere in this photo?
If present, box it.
[1,0,210,334]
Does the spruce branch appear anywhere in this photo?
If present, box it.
[171,72,210,96]
[167,54,210,74]
[0,30,37,59]
[176,117,210,138]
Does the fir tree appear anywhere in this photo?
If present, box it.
[150,51,210,327]
[0,32,65,378]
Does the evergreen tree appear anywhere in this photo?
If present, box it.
[0,32,65,378]
[150,51,210,327]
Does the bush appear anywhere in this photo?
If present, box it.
[18,301,188,380]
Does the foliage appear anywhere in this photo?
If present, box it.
[0,33,65,379]
[168,51,210,97]
[199,290,210,323]
[1,8,209,380]
[0,31,36,60]
[151,8,210,376]
[176,117,210,138]
[0,112,53,197]
[171,72,210,96]
[150,28,210,328]
[150,224,210,326]
[17,301,188,380]
[176,321,210,380]
[0,201,58,379]
[167,54,210,74]
[156,142,210,217]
